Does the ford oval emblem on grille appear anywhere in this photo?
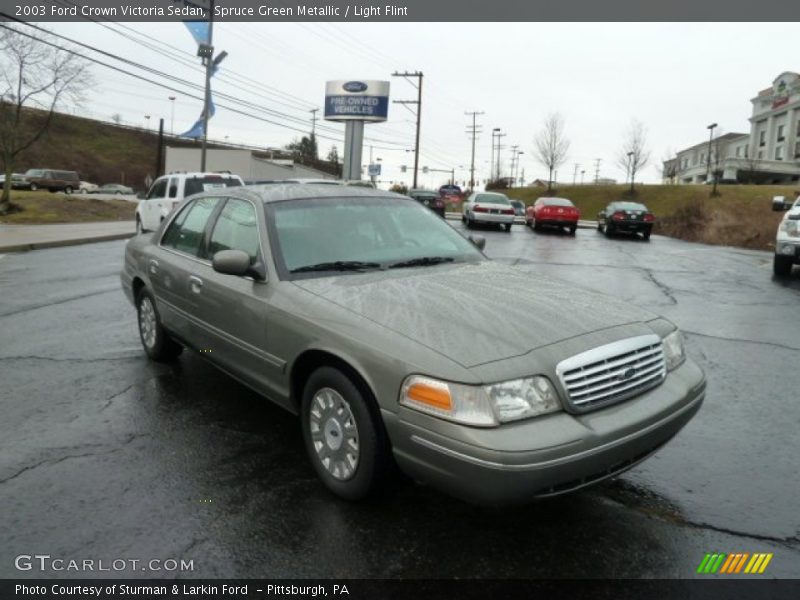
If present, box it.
[343,81,368,92]
[620,367,636,381]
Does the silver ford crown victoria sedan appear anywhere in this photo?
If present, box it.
[121,185,706,504]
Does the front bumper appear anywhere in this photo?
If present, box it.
[775,239,800,262]
[384,358,705,505]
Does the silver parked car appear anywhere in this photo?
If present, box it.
[121,185,705,504]
[462,191,516,231]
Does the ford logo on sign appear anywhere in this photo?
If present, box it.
[343,81,368,93]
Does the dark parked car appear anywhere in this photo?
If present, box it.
[598,201,655,240]
[23,169,80,194]
[121,184,705,505]
[509,200,525,217]
[0,173,30,190]
[408,189,446,218]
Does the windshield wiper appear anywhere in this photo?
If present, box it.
[290,261,382,274]
[388,256,455,269]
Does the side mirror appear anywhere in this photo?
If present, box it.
[213,250,251,277]
[469,235,486,251]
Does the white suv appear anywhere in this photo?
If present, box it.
[135,172,244,233]
[774,197,800,277]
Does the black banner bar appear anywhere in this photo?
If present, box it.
[0,0,799,22]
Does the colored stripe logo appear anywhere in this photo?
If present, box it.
[697,552,773,574]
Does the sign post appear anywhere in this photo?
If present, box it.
[325,80,390,180]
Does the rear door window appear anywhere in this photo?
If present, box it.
[161,197,221,257]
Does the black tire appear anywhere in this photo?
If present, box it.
[504,223,512,232]
[136,288,182,362]
[605,225,614,238]
[773,254,793,277]
[643,230,651,241]
[569,226,577,236]
[136,216,144,234]
[533,220,541,231]
[597,221,604,232]
[465,214,473,229]
[64,186,72,195]
[301,366,390,500]
[29,182,38,191]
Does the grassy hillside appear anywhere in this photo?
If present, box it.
[504,184,795,251]
[0,192,135,224]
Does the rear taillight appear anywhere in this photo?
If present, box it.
[474,206,489,213]
[612,211,626,221]
[644,213,655,222]
[502,208,514,215]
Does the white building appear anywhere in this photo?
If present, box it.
[165,147,337,182]
[665,72,800,185]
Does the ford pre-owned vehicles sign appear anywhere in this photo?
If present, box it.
[324,80,390,121]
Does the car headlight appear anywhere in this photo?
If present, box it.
[399,374,561,427]
[781,219,800,237]
[662,330,686,371]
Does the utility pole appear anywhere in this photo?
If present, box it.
[509,145,519,187]
[168,96,176,135]
[199,0,215,172]
[593,158,602,184]
[392,71,423,188]
[495,131,506,183]
[490,128,500,180]
[573,163,579,185]
[310,108,319,138]
[465,111,483,192]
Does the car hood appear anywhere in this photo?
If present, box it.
[292,261,658,368]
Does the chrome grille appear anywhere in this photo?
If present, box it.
[556,334,666,411]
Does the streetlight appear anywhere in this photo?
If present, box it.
[491,128,500,181]
[580,169,585,185]
[144,114,150,130]
[706,122,718,183]
[168,96,176,135]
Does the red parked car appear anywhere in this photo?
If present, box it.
[526,197,580,235]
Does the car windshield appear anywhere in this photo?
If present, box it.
[25,169,44,177]
[184,176,242,196]
[614,202,648,211]
[542,198,574,207]
[268,196,484,277]
[475,193,510,204]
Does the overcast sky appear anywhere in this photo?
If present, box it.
[50,21,796,188]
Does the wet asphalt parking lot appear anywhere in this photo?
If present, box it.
[1,222,799,579]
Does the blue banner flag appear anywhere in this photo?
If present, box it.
[184,21,209,45]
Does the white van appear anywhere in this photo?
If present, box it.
[135,172,244,233]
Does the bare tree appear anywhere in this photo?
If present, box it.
[617,119,651,195]
[0,26,91,213]
[110,113,122,125]
[709,130,726,196]
[533,113,569,192]
[741,143,761,184]
[660,148,679,184]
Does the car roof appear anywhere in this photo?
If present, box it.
[223,183,409,204]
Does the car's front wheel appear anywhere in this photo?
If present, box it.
[29,182,38,191]
[136,216,144,234]
[301,366,390,500]
[136,288,182,361]
[773,254,793,277]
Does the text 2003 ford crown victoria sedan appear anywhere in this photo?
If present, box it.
[121,185,706,504]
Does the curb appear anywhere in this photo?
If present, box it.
[0,231,135,253]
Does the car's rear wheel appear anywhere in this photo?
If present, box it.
[605,225,615,238]
[569,226,577,236]
[533,219,541,231]
[301,366,390,500]
[64,186,72,195]
[504,223,512,232]
[773,254,793,277]
[643,230,651,241]
[597,221,604,232]
[465,213,473,229]
[136,288,182,361]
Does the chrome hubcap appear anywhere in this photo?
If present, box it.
[309,387,359,481]
[138,297,157,349]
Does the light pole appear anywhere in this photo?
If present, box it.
[580,169,585,185]
[168,96,176,135]
[144,114,150,130]
[491,128,500,181]
[706,122,717,183]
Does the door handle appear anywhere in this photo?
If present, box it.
[148,259,159,275]
[188,275,203,294]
